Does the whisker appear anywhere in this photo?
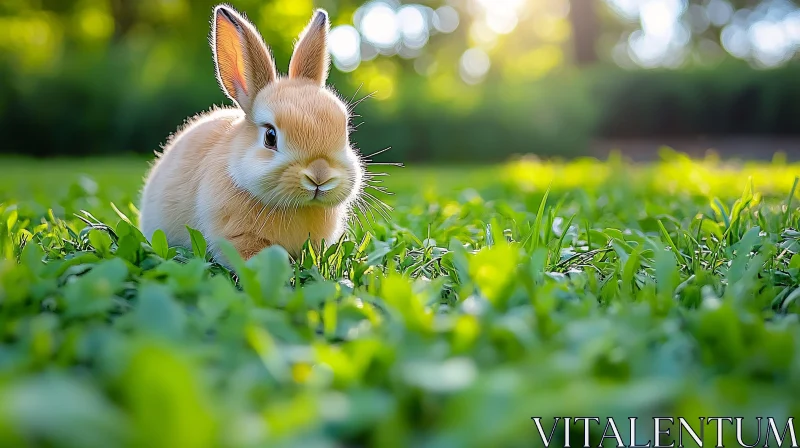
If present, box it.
[348,91,376,111]
[234,191,269,229]
[285,196,302,233]
[363,146,392,159]
[366,162,404,167]
[253,202,270,228]
[291,197,302,229]
[266,195,288,234]
[367,185,392,195]
[259,191,290,233]
[277,195,295,233]
[348,83,364,106]
[255,203,279,235]
[349,197,373,233]
[362,191,393,212]
[362,194,393,223]
[252,190,277,223]
[353,208,368,231]
[366,201,392,225]
[357,197,379,224]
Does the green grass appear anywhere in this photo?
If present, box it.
[1,150,800,447]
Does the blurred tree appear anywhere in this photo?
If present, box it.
[569,0,600,65]
[110,0,136,41]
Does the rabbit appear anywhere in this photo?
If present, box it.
[139,4,364,265]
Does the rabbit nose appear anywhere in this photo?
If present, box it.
[301,160,340,192]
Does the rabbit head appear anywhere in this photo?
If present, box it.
[211,5,362,210]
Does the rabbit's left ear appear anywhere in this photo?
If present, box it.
[289,10,330,85]
[212,5,277,114]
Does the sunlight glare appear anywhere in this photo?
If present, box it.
[474,0,524,35]
[329,25,361,72]
[749,20,792,66]
[720,23,751,58]
[625,0,690,67]
[628,31,670,67]
[606,0,799,69]
[485,10,518,35]
[783,11,800,42]
[639,0,686,39]
[706,0,734,26]
[433,6,459,33]
[604,0,643,21]
[470,20,497,47]
[398,5,428,49]
[460,48,491,84]
[359,2,400,48]
[474,0,525,12]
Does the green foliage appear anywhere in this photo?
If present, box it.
[1,153,800,446]
[4,39,800,161]
[593,62,800,138]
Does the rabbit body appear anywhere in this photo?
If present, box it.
[139,5,363,264]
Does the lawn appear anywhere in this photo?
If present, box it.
[1,150,800,447]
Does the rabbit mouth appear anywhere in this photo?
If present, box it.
[301,179,350,206]
[306,189,340,206]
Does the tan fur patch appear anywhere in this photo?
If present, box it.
[288,11,330,85]
[256,80,348,160]
[213,6,276,113]
[140,6,359,267]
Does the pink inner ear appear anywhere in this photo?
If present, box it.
[227,51,248,97]
[216,15,249,98]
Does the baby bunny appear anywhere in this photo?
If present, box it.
[139,5,364,264]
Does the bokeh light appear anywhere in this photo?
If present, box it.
[323,1,466,84]
[398,5,429,49]
[460,48,491,84]
[472,0,525,36]
[606,0,800,68]
[329,25,361,72]
[433,6,460,33]
[707,0,734,26]
[359,2,400,50]
[331,0,800,82]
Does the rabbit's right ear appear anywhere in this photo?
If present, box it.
[212,5,276,114]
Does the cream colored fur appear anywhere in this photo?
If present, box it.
[139,5,362,265]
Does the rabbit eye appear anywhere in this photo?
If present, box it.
[263,124,277,150]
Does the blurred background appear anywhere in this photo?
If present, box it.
[2,0,800,162]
